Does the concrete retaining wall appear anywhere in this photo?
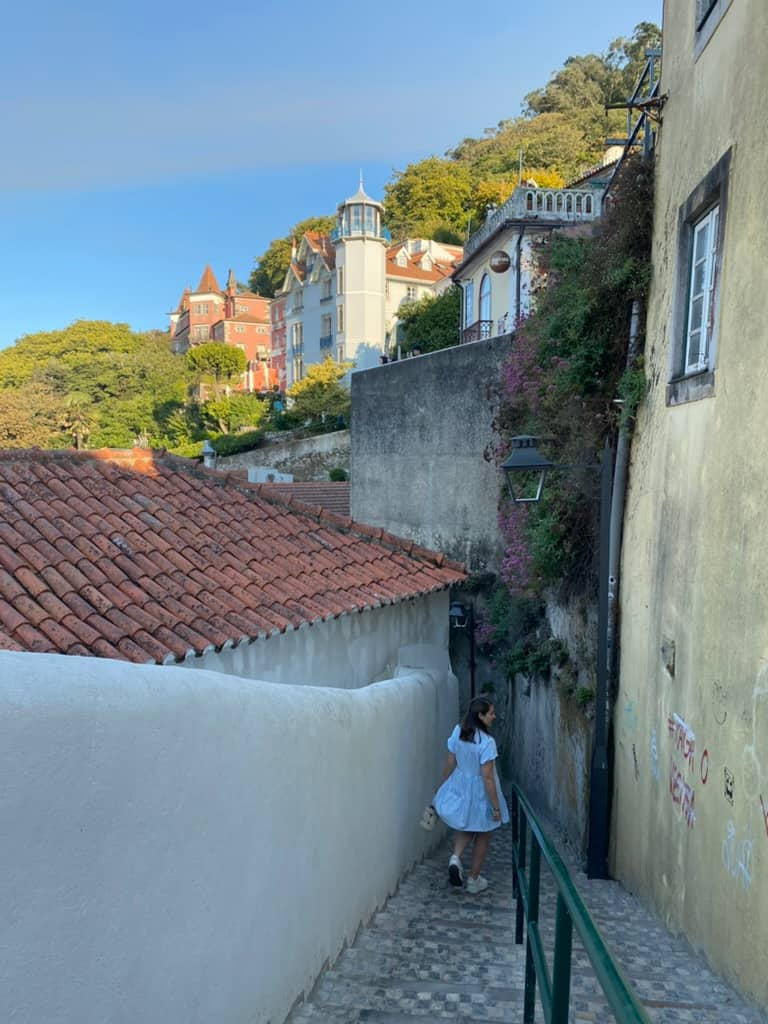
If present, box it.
[0,648,456,1024]
[350,338,512,574]
[219,429,350,481]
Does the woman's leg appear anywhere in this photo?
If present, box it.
[453,831,474,859]
[469,831,492,879]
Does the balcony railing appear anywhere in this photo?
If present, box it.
[319,334,333,350]
[463,185,603,262]
[330,225,392,243]
[461,320,493,344]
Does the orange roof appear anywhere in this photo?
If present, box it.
[195,264,221,294]
[0,449,464,665]
[386,261,454,284]
[259,482,350,518]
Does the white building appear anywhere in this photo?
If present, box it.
[279,181,462,384]
[453,178,606,341]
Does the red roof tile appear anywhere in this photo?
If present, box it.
[0,449,465,666]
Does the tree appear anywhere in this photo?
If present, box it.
[62,392,94,450]
[383,158,473,240]
[201,393,268,434]
[186,343,246,397]
[396,287,461,355]
[249,215,335,297]
[0,382,64,448]
[287,358,352,427]
[0,320,190,450]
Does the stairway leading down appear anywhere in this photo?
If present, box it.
[288,825,527,1024]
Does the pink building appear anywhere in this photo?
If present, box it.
[169,266,276,392]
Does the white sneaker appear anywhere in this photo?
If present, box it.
[448,854,464,887]
[466,875,488,894]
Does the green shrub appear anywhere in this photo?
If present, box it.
[329,467,348,481]
[211,429,263,457]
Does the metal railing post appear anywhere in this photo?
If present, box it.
[515,814,527,945]
[551,893,573,1023]
[523,842,541,1024]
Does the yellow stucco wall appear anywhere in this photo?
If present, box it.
[612,0,768,1007]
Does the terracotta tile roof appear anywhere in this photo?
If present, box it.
[195,264,221,293]
[303,232,336,270]
[0,449,464,665]
[258,482,350,517]
[386,261,454,284]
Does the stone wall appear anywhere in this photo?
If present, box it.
[218,429,350,481]
[350,338,512,573]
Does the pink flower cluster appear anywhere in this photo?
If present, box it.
[501,318,543,409]
[498,504,533,594]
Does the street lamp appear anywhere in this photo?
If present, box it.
[449,600,476,700]
[501,435,613,880]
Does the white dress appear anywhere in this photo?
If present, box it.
[433,726,510,832]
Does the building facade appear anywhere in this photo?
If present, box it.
[169,265,275,392]
[277,182,462,385]
[612,0,768,1009]
[453,178,606,341]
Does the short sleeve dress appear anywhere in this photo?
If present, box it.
[433,725,510,832]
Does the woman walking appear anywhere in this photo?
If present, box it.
[432,697,509,894]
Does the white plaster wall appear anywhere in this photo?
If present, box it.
[190,593,449,687]
[0,647,457,1024]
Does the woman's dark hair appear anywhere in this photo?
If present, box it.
[459,697,493,742]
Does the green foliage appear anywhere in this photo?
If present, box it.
[202,393,268,434]
[496,153,655,597]
[616,359,648,433]
[328,467,348,481]
[186,343,246,396]
[0,320,189,449]
[211,429,264,457]
[249,215,336,297]
[167,440,205,458]
[576,686,595,707]
[397,286,461,354]
[287,357,352,426]
[384,158,473,240]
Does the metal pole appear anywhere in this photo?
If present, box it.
[587,441,613,879]
[468,601,476,700]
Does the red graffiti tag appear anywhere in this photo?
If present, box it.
[669,758,696,828]
[700,748,709,785]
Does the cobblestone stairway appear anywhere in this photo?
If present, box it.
[289,825,526,1024]
[288,821,768,1024]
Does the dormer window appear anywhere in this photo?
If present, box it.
[397,250,407,267]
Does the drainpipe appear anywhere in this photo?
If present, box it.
[606,299,642,688]
[514,226,526,322]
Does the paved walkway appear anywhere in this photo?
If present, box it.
[288,821,767,1024]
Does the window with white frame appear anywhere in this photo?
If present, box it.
[337,304,344,332]
[464,280,474,326]
[667,149,730,407]
[406,286,417,300]
[337,268,344,294]
[683,205,719,374]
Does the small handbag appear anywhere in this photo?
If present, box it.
[419,804,438,831]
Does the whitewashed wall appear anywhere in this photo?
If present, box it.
[191,592,448,687]
[0,648,457,1024]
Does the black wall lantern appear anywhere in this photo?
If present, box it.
[449,600,476,700]
[500,435,554,503]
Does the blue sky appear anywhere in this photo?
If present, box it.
[0,0,661,349]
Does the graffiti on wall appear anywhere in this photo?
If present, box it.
[711,680,729,727]
[724,767,735,805]
[666,712,710,829]
[761,795,768,841]
[650,729,660,780]
[722,819,753,891]
[742,670,767,802]
[669,758,696,827]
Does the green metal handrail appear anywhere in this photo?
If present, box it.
[511,785,652,1024]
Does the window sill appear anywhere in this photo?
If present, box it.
[666,369,715,406]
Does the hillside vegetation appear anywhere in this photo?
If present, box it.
[249,22,660,293]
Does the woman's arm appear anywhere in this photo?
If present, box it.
[481,760,501,820]
[440,752,457,782]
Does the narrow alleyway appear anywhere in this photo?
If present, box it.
[288,822,767,1024]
